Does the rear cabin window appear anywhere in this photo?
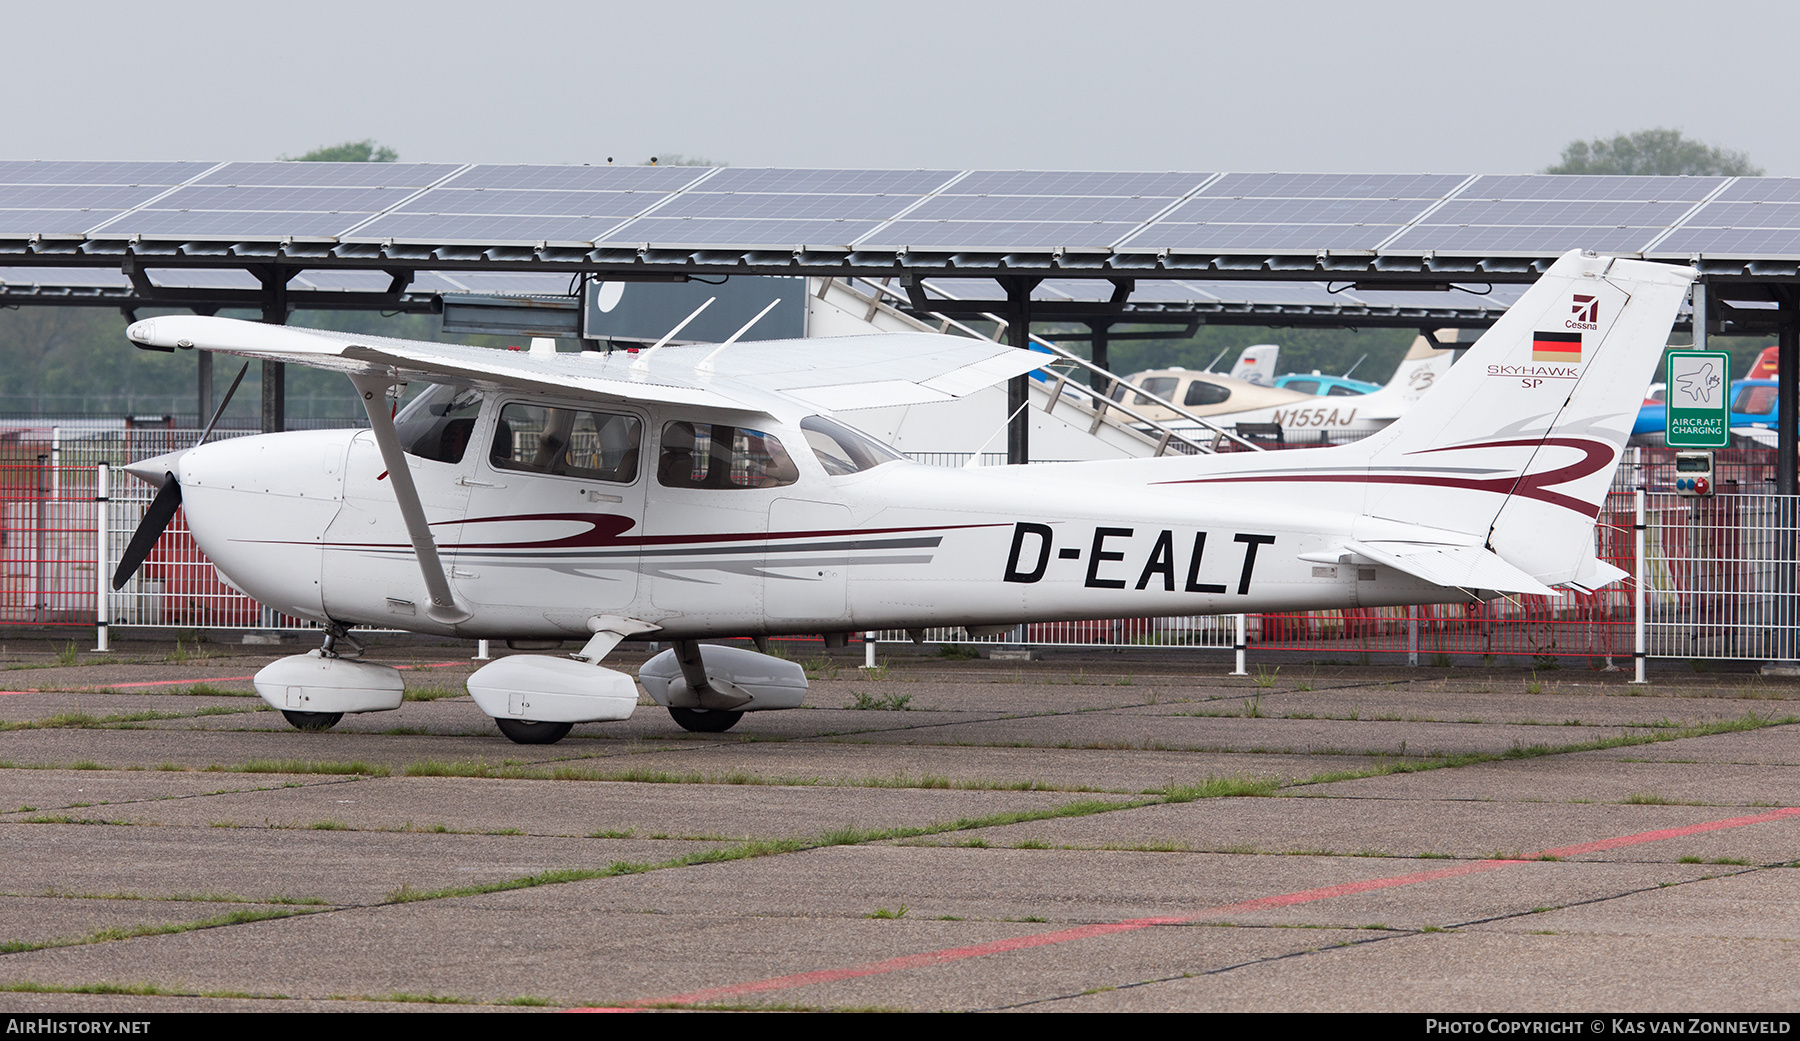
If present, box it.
[490,403,642,483]
[657,422,799,489]
[1184,380,1232,406]
[394,384,485,464]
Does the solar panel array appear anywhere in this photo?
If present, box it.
[1118,172,1471,252]
[3,160,1800,263]
[0,267,575,295]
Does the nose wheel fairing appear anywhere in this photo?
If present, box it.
[253,651,405,718]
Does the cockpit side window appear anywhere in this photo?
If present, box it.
[393,384,484,464]
[1133,377,1179,406]
[799,415,904,476]
[657,421,798,489]
[490,403,642,483]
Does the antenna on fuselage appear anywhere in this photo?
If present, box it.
[696,298,781,375]
[631,296,716,375]
[1203,347,1228,373]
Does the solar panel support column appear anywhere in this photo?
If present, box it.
[254,266,294,434]
[1776,296,1799,665]
[1004,278,1041,465]
[196,352,212,429]
[260,362,285,434]
[1692,282,1708,353]
[1090,320,1113,386]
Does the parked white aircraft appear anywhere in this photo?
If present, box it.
[115,251,1690,743]
[1114,331,1459,440]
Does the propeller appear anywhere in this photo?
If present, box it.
[111,362,248,591]
[112,478,182,589]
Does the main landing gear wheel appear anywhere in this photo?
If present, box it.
[282,711,343,732]
[668,707,744,733]
[495,718,574,745]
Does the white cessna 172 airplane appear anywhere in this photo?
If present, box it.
[114,250,1691,744]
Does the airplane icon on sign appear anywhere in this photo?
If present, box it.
[1675,361,1720,403]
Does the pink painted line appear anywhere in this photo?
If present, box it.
[574,803,1800,1010]
[1539,806,1800,858]
[1204,857,1522,915]
[649,916,1195,1007]
[0,660,463,696]
[99,675,256,689]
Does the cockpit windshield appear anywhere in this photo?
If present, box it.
[393,384,484,464]
[799,415,905,476]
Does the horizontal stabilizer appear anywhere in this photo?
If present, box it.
[1558,558,1631,595]
[1344,540,1561,597]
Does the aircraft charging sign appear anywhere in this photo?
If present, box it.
[1664,350,1731,448]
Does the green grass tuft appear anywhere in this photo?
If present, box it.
[1159,775,1280,802]
[229,760,392,777]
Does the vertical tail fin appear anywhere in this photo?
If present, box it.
[1163,252,1691,592]
[1381,330,1455,403]
[1229,344,1279,386]
[1342,251,1694,585]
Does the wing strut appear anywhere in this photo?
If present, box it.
[349,373,470,624]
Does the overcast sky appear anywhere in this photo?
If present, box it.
[7,0,1794,176]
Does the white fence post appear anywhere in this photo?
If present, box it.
[94,463,109,653]
[473,639,490,661]
[864,632,876,669]
[1632,487,1647,685]
[1229,613,1248,675]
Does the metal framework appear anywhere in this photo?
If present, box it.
[7,164,1800,318]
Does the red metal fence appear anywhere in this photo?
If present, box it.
[2,434,1797,668]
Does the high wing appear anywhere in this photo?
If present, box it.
[124,315,1051,415]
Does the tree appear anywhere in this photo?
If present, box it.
[637,154,725,167]
[282,139,398,163]
[1544,128,1761,176]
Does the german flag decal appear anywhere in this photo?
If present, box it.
[1532,331,1581,362]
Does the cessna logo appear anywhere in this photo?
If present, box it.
[1567,293,1599,330]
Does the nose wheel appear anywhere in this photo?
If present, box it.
[668,707,743,733]
[495,718,574,745]
[282,710,343,732]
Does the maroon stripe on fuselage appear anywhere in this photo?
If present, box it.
[1156,437,1614,519]
[268,517,1009,553]
[440,515,1007,551]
